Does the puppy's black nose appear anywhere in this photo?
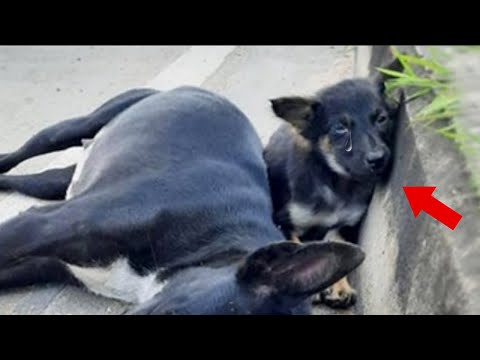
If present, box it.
[366,150,386,172]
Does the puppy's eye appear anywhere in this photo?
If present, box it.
[334,124,349,135]
[376,114,388,124]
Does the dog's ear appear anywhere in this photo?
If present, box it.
[270,97,321,132]
[237,241,365,298]
[370,57,403,95]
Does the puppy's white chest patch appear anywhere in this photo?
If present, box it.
[67,258,166,304]
[288,202,366,232]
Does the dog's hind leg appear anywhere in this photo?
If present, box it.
[0,165,76,200]
[0,203,73,269]
[0,199,119,270]
[0,257,79,291]
[0,88,158,173]
[0,186,158,293]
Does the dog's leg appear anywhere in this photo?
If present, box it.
[0,198,121,271]
[0,257,79,291]
[0,165,75,200]
[0,204,98,293]
[0,89,158,173]
[319,227,361,309]
[0,202,73,269]
[320,276,357,309]
[0,181,161,293]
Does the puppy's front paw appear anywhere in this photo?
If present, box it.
[319,277,357,309]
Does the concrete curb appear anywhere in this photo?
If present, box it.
[354,46,480,314]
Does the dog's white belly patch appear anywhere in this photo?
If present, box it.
[289,202,366,230]
[65,140,93,200]
[67,258,166,304]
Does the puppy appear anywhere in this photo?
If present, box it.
[264,62,402,309]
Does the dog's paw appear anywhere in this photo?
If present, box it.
[318,277,357,309]
[320,287,357,309]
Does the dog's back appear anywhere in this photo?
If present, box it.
[68,86,284,269]
[72,87,266,194]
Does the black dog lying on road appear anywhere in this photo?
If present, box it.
[264,62,402,309]
[0,86,364,315]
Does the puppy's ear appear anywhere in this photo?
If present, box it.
[270,97,321,132]
[237,241,365,298]
[370,57,403,95]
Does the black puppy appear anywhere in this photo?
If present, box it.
[0,86,365,315]
[264,64,402,309]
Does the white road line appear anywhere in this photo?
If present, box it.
[147,46,236,90]
[0,46,237,219]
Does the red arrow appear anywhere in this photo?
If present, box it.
[403,186,462,230]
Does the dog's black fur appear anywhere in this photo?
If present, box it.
[264,62,402,309]
[0,86,365,315]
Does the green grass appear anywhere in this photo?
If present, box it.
[377,46,480,199]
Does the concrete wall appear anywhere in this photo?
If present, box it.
[354,46,480,314]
